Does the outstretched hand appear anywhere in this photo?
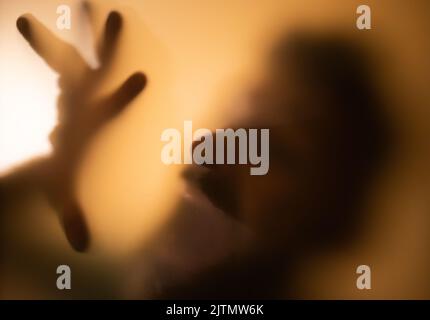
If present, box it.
[16,2,147,251]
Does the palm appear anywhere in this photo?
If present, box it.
[16,2,146,251]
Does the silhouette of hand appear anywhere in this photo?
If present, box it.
[16,2,147,251]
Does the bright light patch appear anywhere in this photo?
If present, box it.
[0,68,57,174]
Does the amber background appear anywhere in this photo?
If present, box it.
[1,0,429,298]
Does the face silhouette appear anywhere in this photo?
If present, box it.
[183,33,386,251]
[182,43,336,250]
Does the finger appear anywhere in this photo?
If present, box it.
[83,2,123,68]
[98,11,123,67]
[96,72,147,120]
[82,0,98,42]
[62,200,90,252]
[17,14,88,76]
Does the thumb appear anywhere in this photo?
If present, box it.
[62,200,90,252]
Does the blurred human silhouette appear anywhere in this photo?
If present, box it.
[129,32,391,299]
[1,2,391,299]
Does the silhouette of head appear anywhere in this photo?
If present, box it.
[186,31,390,252]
